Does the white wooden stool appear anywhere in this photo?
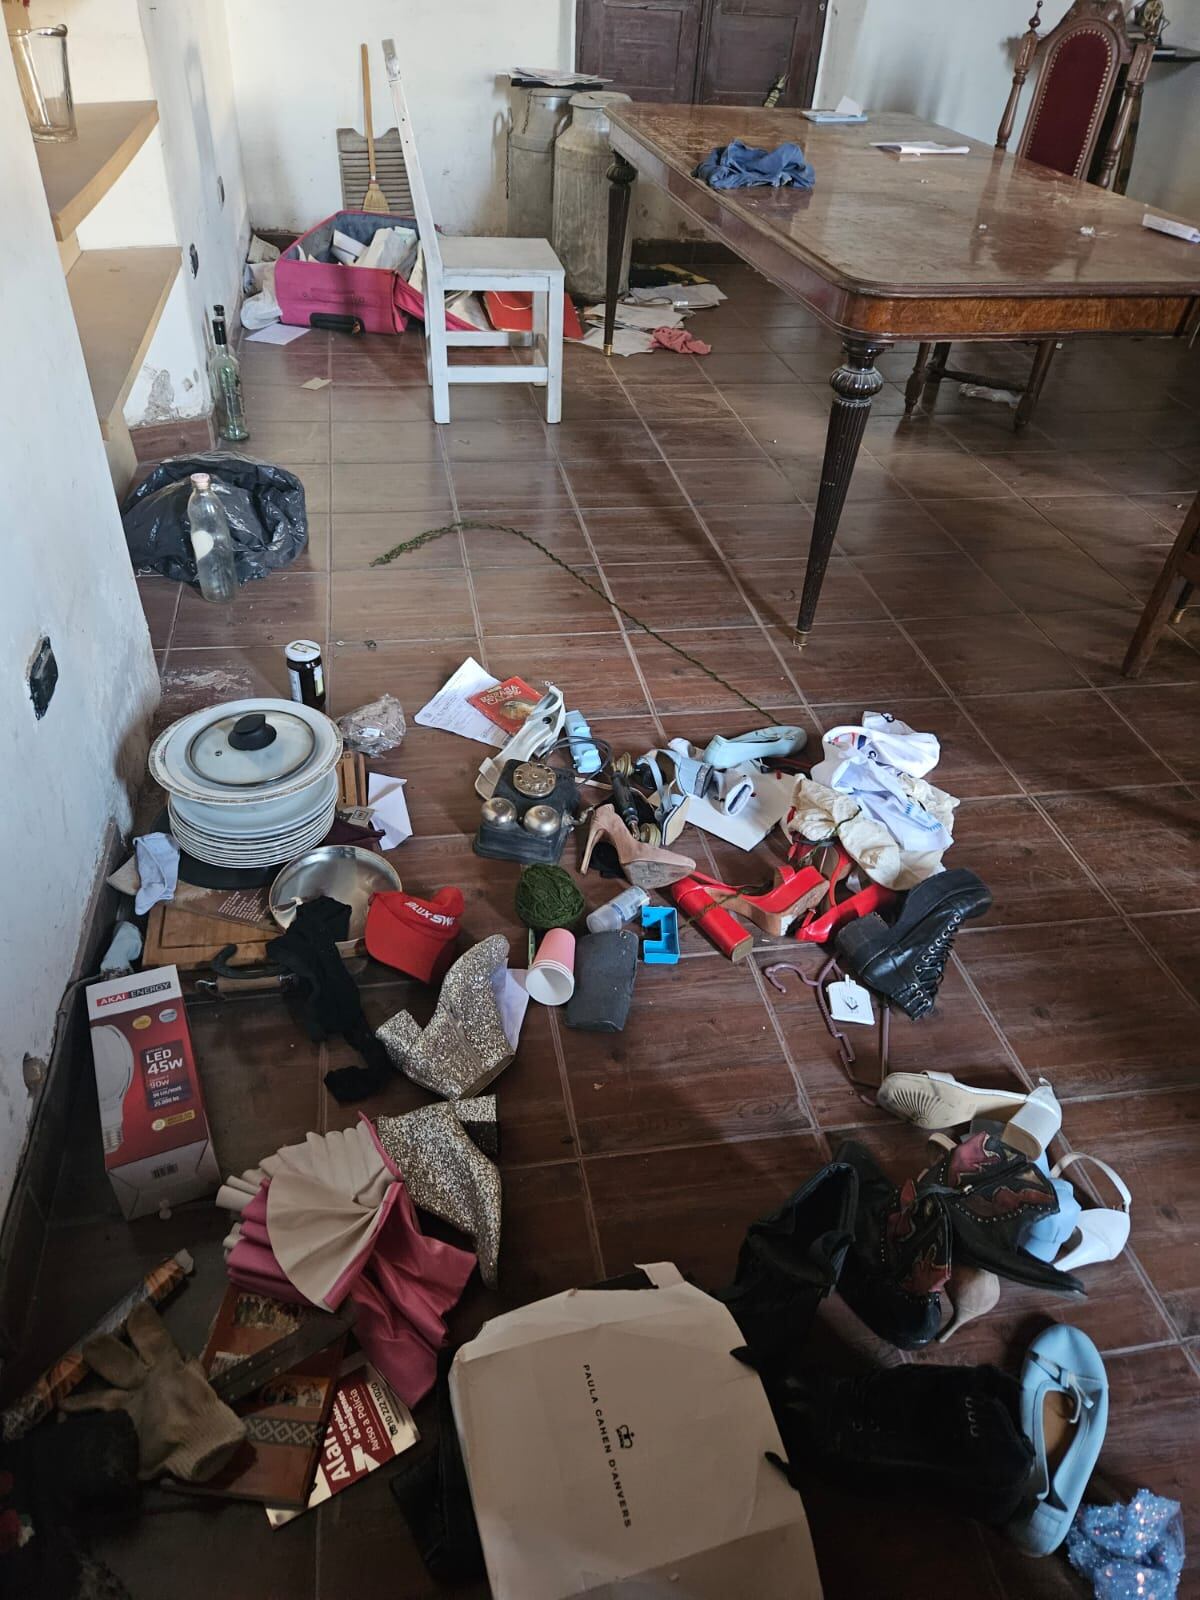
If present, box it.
[383,39,564,425]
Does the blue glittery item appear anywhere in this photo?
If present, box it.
[1067,1490,1186,1599]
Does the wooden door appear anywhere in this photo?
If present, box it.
[697,0,826,107]
[575,0,826,107]
[575,0,704,102]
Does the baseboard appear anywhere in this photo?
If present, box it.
[0,819,127,1358]
[130,414,216,465]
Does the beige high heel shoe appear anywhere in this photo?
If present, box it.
[579,803,695,889]
[937,1264,1000,1343]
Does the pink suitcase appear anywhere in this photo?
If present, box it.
[275,211,471,336]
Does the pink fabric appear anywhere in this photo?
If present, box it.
[227,1168,475,1407]
[652,326,712,355]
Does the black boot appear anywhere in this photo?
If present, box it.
[834,1140,950,1349]
[835,868,992,1020]
[919,1129,1085,1297]
[716,1161,858,1368]
[765,1363,1035,1525]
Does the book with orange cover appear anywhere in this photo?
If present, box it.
[483,290,584,340]
[466,675,542,736]
[191,1288,346,1508]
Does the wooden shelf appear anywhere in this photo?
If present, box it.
[65,247,179,437]
[36,101,159,241]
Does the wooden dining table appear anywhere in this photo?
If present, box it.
[600,104,1200,641]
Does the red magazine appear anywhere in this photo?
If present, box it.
[466,676,542,736]
[265,1365,419,1526]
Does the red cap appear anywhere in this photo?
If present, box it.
[366,887,464,983]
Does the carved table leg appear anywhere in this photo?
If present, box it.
[1014,337,1057,431]
[603,155,637,357]
[795,339,887,643]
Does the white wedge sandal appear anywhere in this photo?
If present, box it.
[877,1071,1061,1156]
[1047,1153,1132,1273]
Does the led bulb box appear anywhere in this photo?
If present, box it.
[86,966,219,1219]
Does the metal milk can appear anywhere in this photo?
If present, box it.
[507,87,571,239]
[552,91,633,302]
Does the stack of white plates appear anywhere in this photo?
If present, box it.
[149,698,344,869]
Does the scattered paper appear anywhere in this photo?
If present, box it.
[246,323,310,345]
[584,301,685,331]
[828,977,875,1026]
[414,657,508,746]
[576,325,656,356]
[627,283,726,310]
[300,377,331,390]
[683,765,794,850]
[872,140,970,156]
[367,774,412,849]
[356,226,418,272]
[1143,212,1200,244]
[511,66,609,88]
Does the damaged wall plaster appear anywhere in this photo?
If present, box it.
[0,46,159,1212]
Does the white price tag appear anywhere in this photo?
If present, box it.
[827,977,875,1026]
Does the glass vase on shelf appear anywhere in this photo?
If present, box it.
[9,22,76,142]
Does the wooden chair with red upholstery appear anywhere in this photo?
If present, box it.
[905,0,1156,430]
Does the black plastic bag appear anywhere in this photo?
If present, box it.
[120,452,308,587]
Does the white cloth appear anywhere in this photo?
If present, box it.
[809,712,955,857]
[133,832,179,914]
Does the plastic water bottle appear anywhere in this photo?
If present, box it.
[187,473,237,604]
[586,885,650,934]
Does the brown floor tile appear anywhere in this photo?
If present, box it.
[171,572,327,649]
[883,449,1013,500]
[606,562,757,629]
[816,697,1018,797]
[746,410,839,457]
[473,563,618,636]
[784,620,943,704]
[369,723,488,836]
[330,337,428,386]
[330,419,443,462]
[964,689,1173,792]
[1084,450,1199,497]
[1103,682,1200,781]
[558,458,688,511]
[779,456,907,503]
[331,385,469,422]
[701,501,813,563]
[959,922,1199,1097]
[972,546,1137,613]
[234,418,329,464]
[331,460,453,513]
[832,500,960,557]
[238,334,331,386]
[1038,785,1200,914]
[705,350,800,385]
[291,463,331,515]
[137,577,181,648]
[924,496,1077,553]
[564,961,810,1156]
[734,557,887,629]
[243,381,330,422]
[330,568,475,641]
[327,638,473,717]
[1063,1092,1200,1338]
[1029,491,1174,548]
[715,382,828,421]
[617,355,710,387]
[582,504,715,563]
[629,626,801,713]
[952,795,1112,925]
[442,418,558,462]
[450,458,573,513]
[462,509,593,568]
[649,418,759,458]
[906,614,1089,695]
[672,456,801,506]
[626,384,735,422]
[1132,909,1200,1005]
[157,648,293,725]
[982,451,1110,498]
[549,417,658,461]
[492,1160,602,1298]
[484,631,650,716]
[850,551,1018,620]
[330,511,465,571]
[1030,606,1200,688]
[586,1132,826,1285]
[1134,491,1194,535]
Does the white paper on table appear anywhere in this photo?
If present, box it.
[414,657,508,746]
[684,764,794,850]
[245,322,310,345]
[574,325,656,356]
[491,967,530,1051]
[367,774,412,848]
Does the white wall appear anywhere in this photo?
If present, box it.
[226,0,574,235]
[0,42,159,1208]
[816,0,1200,219]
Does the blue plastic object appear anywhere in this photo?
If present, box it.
[1067,1489,1185,1600]
[564,709,602,775]
[1008,1324,1109,1556]
[641,905,680,965]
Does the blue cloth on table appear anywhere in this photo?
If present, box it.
[694,138,815,191]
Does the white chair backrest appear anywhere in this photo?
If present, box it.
[382,38,442,289]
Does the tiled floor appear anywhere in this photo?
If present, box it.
[13,267,1200,1598]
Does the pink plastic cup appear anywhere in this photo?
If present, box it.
[526,927,576,1006]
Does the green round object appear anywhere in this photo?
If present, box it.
[515,864,586,931]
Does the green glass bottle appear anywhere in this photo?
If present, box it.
[209,304,249,442]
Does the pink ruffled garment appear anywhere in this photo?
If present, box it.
[651,326,712,355]
[215,1118,475,1407]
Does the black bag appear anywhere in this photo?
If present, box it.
[120,452,308,587]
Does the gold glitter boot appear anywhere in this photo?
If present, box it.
[374,1100,502,1286]
[375,935,515,1099]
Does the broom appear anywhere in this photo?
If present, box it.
[360,44,388,213]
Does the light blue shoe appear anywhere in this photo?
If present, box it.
[702,725,808,770]
[1007,1324,1108,1557]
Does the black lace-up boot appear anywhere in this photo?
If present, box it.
[835,868,992,1019]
